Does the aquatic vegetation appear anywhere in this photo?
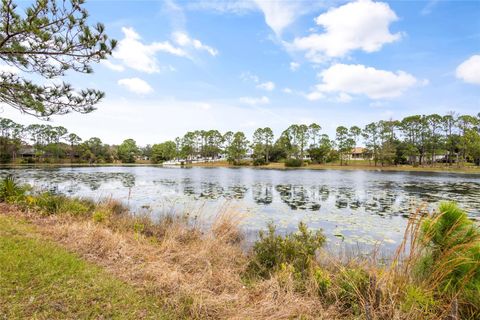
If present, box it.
[1,179,479,319]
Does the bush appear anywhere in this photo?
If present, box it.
[59,198,94,217]
[401,285,437,315]
[336,267,370,310]
[284,158,303,167]
[232,159,251,166]
[415,202,480,317]
[0,153,12,163]
[0,176,28,203]
[252,158,267,166]
[92,208,110,223]
[33,192,66,215]
[247,222,325,279]
[313,267,331,296]
[29,192,93,217]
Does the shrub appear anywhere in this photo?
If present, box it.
[252,158,267,166]
[336,267,370,312]
[33,192,66,215]
[284,158,303,167]
[401,285,437,315]
[415,202,480,317]
[247,222,325,279]
[0,153,12,163]
[0,176,28,203]
[232,159,251,166]
[30,193,85,216]
[59,198,94,217]
[313,267,331,296]
[92,208,110,223]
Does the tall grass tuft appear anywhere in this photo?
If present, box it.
[417,202,480,318]
[397,202,480,319]
[0,176,28,203]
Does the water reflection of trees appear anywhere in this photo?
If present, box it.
[6,169,479,218]
[275,183,408,216]
[178,179,480,217]
[182,181,247,200]
[275,184,321,211]
[2,171,136,191]
[252,183,273,205]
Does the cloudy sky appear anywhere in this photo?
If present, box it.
[2,0,480,145]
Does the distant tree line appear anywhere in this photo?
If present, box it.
[1,112,479,166]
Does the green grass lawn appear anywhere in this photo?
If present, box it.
[0,216,169,319]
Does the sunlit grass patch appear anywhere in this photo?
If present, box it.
[0,216,169,319]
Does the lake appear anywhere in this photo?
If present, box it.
[3,166,480,249]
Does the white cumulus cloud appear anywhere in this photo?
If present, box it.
[172,31,218,56]
[252,0,304,35]
[188,0,324,36]
[118,77,154,94]
[113,27,187,73]
[305,91,325,101]
[290,62,300,71]
[291,0,401,62]
[256,81,275,91]
[239,96,270,105]
[308,63,419,100]
[101,60,125,72]
[456,55,480,85]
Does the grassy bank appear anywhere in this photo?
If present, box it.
[3,160,480,174]
[0,215,169,319]
[1,178,479,319]
[190,160,480,174]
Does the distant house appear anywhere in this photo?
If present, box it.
[348,147,368,160]
[18,147,36,158]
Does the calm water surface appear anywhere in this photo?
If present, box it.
[3,166,480,249]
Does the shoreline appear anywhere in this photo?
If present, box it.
[3,161,479,175]
[1,178,479,319]
[190,161,480,174]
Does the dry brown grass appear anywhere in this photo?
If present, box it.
[0,203,338,319]
[2,199,477,320]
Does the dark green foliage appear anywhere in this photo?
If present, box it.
[416,202,480,317]
[118,139,139,163]
[0,176,27,202]
[284,158,303,167]
[32,192,66,215]
[151,141,177,163]
[336,267,370,311]
[401,285,437,315]
[247,222,325,279]
[252,157,266,166]
[232,159,250,166]
[313,267,331,296]
[226,132,249,163]
[0,0,116,118]
[30,192,94,216]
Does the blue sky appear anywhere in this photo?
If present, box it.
[2,0,480,145]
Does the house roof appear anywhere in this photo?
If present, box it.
[351,147,366,154]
